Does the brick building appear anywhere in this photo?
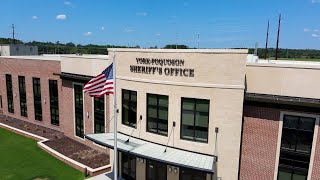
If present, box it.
[0,49,320,180]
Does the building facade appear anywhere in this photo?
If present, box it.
[0,44,38,56]
[1,50,320,180]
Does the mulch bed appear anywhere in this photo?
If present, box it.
[44,137,109,169]
[0,114,110,169]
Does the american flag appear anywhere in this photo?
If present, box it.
[83,63,114,97]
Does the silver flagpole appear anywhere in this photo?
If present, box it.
[113,50,118,180]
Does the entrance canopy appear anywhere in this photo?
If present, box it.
[85,132,215,174]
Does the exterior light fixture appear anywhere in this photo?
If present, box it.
[44,98,46,104]
[174,167,178,173]
[87,112,89,119]
[168,166,172,172]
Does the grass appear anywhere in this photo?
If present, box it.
[0,127,85,180]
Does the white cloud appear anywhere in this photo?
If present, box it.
[124,28,134,33]
[64,1,71,5]
[84,32,92,36]
[101,26,105,31]
[314,29,319,32]
[136,12,148,16]
[312,34,320,38]
[56,14,67,20]
[304,28,311,32]
[32,16,38,20]
[312,0,320,3]
[155,33,161,36]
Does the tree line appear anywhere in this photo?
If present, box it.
[1,38,320,59]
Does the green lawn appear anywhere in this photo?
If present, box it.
[0,127,85,180]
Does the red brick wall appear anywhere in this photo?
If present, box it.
[311,126,320,179]
[239,105,280,180]
[0,58,62,132]
[61,79,110,152]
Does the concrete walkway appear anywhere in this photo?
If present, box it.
[86,172,124,180]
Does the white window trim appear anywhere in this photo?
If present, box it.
[72,82,86,141]
[273,111,319,180]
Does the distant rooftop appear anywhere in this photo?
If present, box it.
[0,54,109,61]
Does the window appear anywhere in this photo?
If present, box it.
[18,76,27,117]
[181,98,209,143]
[74,84,84,138]
[49,80,59,125]
[121,153,136,180]
[146,160,167,180]
[33,78,42,121]
[122,89,137,127]
[6,74,14,113]
[0,95,3,109]
[277,115,316,180]
[94,97,105,133]
[179,168,207,180]
[147,94,168,136]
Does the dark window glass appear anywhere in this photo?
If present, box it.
[94,96,105,133]
[147,94,168,136]
[181,98,209,143]
[278,115,315,180]
[0,95,3,109]
[6,74,14,113]
[74,84,84,138]
[121,153,136,180]
[179,168,207,180]
[33,78,42,121]
[146,160,167,180]
[18,76,27,117]
[49,80,59,125]
[122,89,137,127]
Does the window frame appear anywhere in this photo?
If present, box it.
[32,77,42,121]
[6,74,14,113]
[74,84,84,138]
[18,76,27,117]
[94,96,105,133]
[49,80,59,126]
[277,113,317,180]
[180,97,210,143]
[121,89,137,128]
[146,93,169,136]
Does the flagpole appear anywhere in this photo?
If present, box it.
[113,50,118,180]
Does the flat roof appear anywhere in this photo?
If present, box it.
[247,59,320,69]
[108,48,248,54]
[85,132,215,173]
[0,55,61,61]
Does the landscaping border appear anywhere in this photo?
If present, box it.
[0,123,111,176]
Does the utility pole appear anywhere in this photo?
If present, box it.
[264,20,269,60]
[275,14,281,60]
[11,24,16,44]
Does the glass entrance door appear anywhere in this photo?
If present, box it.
[121,153,136,180]
[146,160,167,180]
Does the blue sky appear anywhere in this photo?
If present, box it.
[0,0,320,49]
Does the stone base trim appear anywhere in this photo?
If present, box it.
[0,123,111,176]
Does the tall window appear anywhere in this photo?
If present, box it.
[147,94,168,136]
[146,160,167,180]
[181,98,209,143]
[6,74,14,113]
[33,78,42,121]
[277,115,316,180]
[74,84,84,138]
[94,97,105,133]
[49,80,59,125]
[121,153,136,180]
[122,89,137,127]
[180,168,207,180]
[18,76,27,117]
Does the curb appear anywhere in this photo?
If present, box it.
[0,123,111,176]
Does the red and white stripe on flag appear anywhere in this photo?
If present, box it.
[83,63,114,97]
